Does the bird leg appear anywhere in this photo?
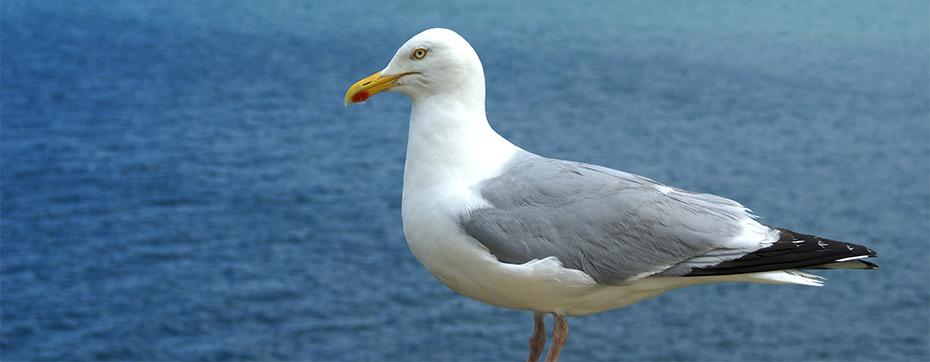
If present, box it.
[544,313,569,362]
[527,312,547,362]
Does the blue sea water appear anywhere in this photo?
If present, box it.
[2,1,928,361]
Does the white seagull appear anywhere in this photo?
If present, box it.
[344,28,878,362]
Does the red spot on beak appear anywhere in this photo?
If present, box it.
[351,91,370,103]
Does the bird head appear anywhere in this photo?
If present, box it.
[344,28,484,106]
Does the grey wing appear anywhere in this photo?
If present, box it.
[461,154,878,285]
[461,153,757,285]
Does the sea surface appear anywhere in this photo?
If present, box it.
[2,1,928,361]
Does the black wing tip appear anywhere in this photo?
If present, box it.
[778,227,879,257]
[859,259,880,269]
[684,227,879,277]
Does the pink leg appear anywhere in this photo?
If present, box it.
[527,312,547,362]
[544,314,569,362]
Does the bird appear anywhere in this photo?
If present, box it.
[343,28,878,362]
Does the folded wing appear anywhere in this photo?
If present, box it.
[460,154,877,285]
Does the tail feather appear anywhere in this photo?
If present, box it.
[748,270,825,286]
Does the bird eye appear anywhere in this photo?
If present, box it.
[411,48,428,60]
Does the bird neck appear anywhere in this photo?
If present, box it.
[403,94,519,194]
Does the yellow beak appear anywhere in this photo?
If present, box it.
[344,71,408,106]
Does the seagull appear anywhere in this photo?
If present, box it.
[344,28,878,362]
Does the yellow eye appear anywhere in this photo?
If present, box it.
[411,48,428,60]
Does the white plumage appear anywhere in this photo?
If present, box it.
[344,28,877,362]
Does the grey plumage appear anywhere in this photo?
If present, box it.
[460,153,876,285]
[460,153,762,285]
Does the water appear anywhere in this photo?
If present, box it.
[2,1,928,361]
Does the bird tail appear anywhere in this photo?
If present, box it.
[747,270,825,287]
[743,257,877,287]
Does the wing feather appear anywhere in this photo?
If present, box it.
[461,154,764,284]
[460,154,877,285]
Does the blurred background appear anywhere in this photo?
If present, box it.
[2,1,928,361]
